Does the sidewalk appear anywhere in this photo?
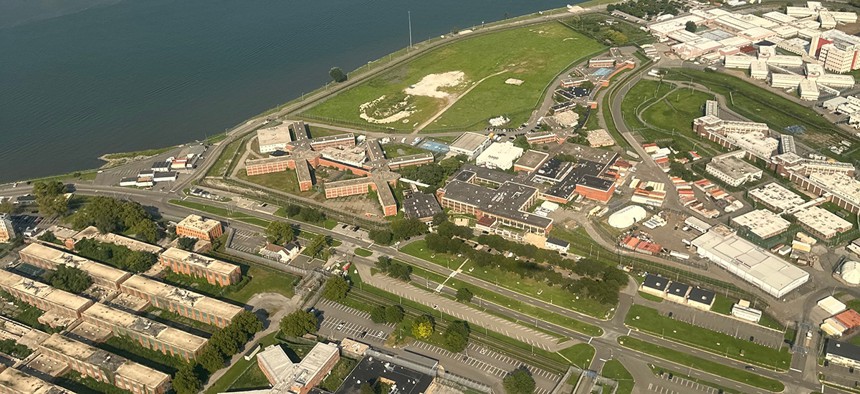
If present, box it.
[355,262,570,351]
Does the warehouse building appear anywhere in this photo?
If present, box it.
[748,183,806,213]
[0,271,93,328]
[731,209,791,239]
[81,303,207,361]
[19,243,131,290]
[0,367,71,394]
[794,206,853,240]
[706,151,763,187]
[159,247,241,287]
[39,333,171,394]
[691,225,809,298]
[175,214,223,241]
[475,142,524,170]
[448,132,490,160]
[120,275,243,328]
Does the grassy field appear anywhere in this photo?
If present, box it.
[227,265,298,303]
[626,305,791,370]
[559,343,595,369]
[663,69,850,159]
[620,79,674,133]
[602,360,634,394]
[401,240,613,319]
[303,21,603,132]
[618,336,784,392]
[207,137,244,177]
[382,143,427,158]
[103,146,175,160]
[638,87,723,154]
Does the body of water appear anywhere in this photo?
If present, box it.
[0,0,572,182]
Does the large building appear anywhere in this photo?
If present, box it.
[693,115,778,161]
[691,226,809,298]
[39,333,171,394]
[475,142,524,170]
[514,150,550,173]
[748,183,806,213]
[81,302,207,361]
[403,191,442,222]
[826,340,860,368]
[534,155,618,204]
[0,214,14,243]
[19,243,132,290]
[175,214,223,241]
[231,342,340,394]
[448,132,491,160]
[794,206,853,240]
[257,123,293,154]
[731,209,791,239]
[245,156,292,176]
[0,367,72,394]
[706,151,763,187]
[791,172,860,214]
[438,172,552,237]
[66,226,163,254]
[0,271,93,328]
[119,275,244,328]
[323,175,398,217]
[159,247,241,286]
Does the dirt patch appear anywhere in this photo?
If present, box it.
[359,94,415,124]
[405,71,466,99]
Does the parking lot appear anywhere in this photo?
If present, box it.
[315,299,393,344]
[230,229,266,254]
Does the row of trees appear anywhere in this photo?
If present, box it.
[33,181,69,217]
[368,217,429,245]
[44,264,92,293]
[74,238,158,273]
[173,311,263,394]
[370,305,404,325]
[70,196,159,243]
[606,0,686,20]
[375,256,412,281]
[282,204,327,225]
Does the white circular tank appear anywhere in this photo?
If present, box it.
[608,205,647,229]
[843,261,860,285]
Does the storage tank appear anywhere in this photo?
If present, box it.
[842,261,860,285]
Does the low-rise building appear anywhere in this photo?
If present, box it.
[748,183,805,213]
[448,132,490,160]
[475,142,524,170]
[639,274,669,298]
[666,282,691,304]
[19,243,132,290]
[705,151,763,187]
[257,123,293,154]
[687,287,715,311]
[0,367,72,394]
[260,243,300,263]
[545,237,570,253]
[119,275,244,328]
[794,206,853,240]
[0,214,14,243]
[826,340,860,368]
[403,192,442,222]
[514,150,550,173]
[248,342,340,394]
[81,303,207,361]
[159,247,241,286]
[732,300,762,322]
[731,209,791,239]
[39,333,171,394]
[0,271,93,328]
[586,129,615,148]
[438,180,552,237]
[175,214,223,241]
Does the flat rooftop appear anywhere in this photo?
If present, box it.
[161,247,239,277]
[257,124,293,148]
[0,368,70,394]
[708,154,760,179]
[449,132,489,152]
[82,303,207,354]
[456,164,516,185]
[515,150,550,171]
[442,180,552,229]
[336,356,434,394]
[121,275,244,320]
[403,192,442,220]
[731,209,790,238]
[748,183,805,212]
[177,214,221,234]
[0,270,92,312]
[387,153,433,166]
[20,243,131,286]
[795,206,853,236]
[71,226,162,254]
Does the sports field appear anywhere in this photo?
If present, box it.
[302,21,603,132]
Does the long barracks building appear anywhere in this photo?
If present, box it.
[0,270,93,328]
[19,243,131,290]
[159,247,241,287]
[120,275,243,328]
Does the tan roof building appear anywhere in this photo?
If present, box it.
[120,275,243,328]
[0,368,71,394]
[176,214,223,241]
[0,271,92,327]
[81,303,207,361]
[159,247,241,286]
[18,243,131,290]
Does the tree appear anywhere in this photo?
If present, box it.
[45,265,92,293]
[431,211,448,226]
[32,181,68,217]
[266,221,294,244]
[391,218,428,241]
[280,310,318,337]
[177,237,197,251]
[512,135,530,150]
[685,20,697,33]
[455,287,473,303]
[305,234,331,260]
[329,67,347,83]
[232,311,263,336]
[38,231,58,244]
[384,305,404,323]
[173,365,202,394]
[443,320,470,352]
[370,305,387,324]
[503,368,536,394]
[131,220,159,244]
[369,229,393,245]
[197,346,225,373]
[411,314,434,339]
[0,200,13,215]
[322,275,350,302]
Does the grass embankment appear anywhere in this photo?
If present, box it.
[170,199,270,227]
[401,239,613,320]
[559,343,595,369]
[103,146,175,160]
[620,79,674,133]
[602,360,634,394]
[303,21,603,132]
[618,336,784,392]
[626,305,790,370]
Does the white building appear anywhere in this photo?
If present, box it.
[449,132,491,160]
[748,183,806,213]
[475,142,524,170]
[794,206,853,240]
[256,123,293,154]
[706,151,763,187]
[799,79,820,101]
[691,226,810,298]
[732,209,791,239]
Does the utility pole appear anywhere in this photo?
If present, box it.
[408,11,413,51]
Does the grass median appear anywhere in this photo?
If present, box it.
[618,336,784,392]
[626,304,790,371]
[601,360,634,394]
[170,199,270,227]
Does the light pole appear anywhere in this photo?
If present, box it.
[408,11,413,51]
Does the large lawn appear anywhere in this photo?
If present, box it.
[618,336,784,392]
[303,22,603,132]
[626,305,791,370]
[638,87,723,155]
[401,240,614,318]
[620,79,674,132]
